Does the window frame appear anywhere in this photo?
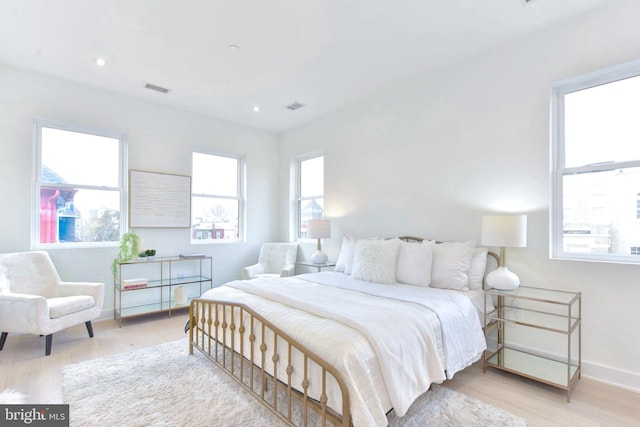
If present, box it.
[32,118,127,249]
[190,150,245,244]
[295,152,324,240]
[550,60,640,264]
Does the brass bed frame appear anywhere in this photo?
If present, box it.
[188,236,498,427]
[189,299,350,426]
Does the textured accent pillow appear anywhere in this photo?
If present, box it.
[396,240,435,287]
[430,240,475,290]
[351,238,401,284]
[468,247,488,290]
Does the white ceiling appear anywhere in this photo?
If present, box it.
[0,0,614,133]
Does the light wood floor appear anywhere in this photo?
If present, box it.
[1,312,639,426]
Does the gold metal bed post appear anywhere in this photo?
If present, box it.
[189,298,351,427]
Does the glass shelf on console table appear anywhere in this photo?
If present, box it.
[114,255,212,326]
[483,286,581,401]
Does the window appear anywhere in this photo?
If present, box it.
[551,61,640,263]
[191,151,243,242]
[296,154,324,238]
[34,120,125,247]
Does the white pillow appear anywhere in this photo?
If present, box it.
[351,239,400,284]
[335,235,356,274]
[468,247,488,290]
[334,235,349,272]
[430,240,475,290]
[396,240,435,287]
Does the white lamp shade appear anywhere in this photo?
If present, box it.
[481,215,527,248]
[307,219,331,239]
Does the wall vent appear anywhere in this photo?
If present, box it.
[285,102,305,111]
[144,83,170,94]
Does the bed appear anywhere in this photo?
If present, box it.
[188,236,496,426]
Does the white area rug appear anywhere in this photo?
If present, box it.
[63,339,526,427]
[0,389,27,404]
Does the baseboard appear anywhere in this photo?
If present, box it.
[581,361,640,394]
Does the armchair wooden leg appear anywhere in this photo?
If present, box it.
[85,321,94,338]
[45,334,53,356]
[0,332,7,350]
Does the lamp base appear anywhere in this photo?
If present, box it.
[310,251,328,264]
[486,267,520,290]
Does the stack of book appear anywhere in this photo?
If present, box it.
[122,278,148,289]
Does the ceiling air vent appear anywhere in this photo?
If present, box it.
[144,83,170,94]
[285,102,305,111]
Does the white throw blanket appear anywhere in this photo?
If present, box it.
[225,274,484,417]
[298,272,487,378]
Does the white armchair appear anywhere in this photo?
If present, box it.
[242,243,298,280]
[0,251,105,356]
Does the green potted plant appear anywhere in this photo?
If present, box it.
[112,231,140,277]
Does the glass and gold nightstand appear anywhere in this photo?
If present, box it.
[483,286,581,401]
[295,261,336,273]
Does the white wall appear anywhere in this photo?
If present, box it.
[280,0,640,391]
[0,65,280,311]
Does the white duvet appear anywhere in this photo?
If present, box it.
[199,272,486,427]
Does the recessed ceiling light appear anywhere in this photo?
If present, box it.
[253,105,260,112]
[95,57,107,67]
[229,45,240,52]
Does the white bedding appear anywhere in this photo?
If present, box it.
[199,272,486,427]
[296,272,487,377]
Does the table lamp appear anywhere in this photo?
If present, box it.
[307,218,331,264]
[481,214,527,290]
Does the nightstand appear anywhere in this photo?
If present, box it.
[483,286,581,401]
[295,261,336,273]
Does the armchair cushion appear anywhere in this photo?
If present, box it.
[48,296,95,319]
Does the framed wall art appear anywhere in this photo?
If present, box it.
[129,170,191,228]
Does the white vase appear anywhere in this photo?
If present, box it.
[174,286,186,305]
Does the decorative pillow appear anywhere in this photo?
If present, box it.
[396,240,435,287]
[335,235,356,273]
[351,238,400,284]
[468,247,488,290]
[429,240,475,290]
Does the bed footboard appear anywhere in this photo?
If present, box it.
[189,298,351,427]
